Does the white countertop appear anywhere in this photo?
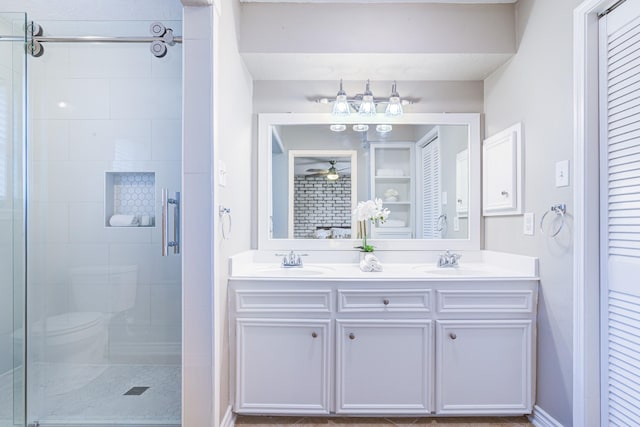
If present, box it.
[229,250,538,281]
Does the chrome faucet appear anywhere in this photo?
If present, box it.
[437,250,461,268]
[279,250,304,268]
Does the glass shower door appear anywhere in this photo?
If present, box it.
[25,19,182,426]
[0,11,26,427]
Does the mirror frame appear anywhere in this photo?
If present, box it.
[258,113,482,251]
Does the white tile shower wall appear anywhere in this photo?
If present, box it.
[27,28,182,368]
[0,14,21,380]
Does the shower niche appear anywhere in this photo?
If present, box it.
[105,172,156,227]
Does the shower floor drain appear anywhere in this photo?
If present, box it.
[124,386,150,396]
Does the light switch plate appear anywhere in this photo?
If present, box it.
[523,212,534,235]
[556,160,569,187]
[442,191,447,205]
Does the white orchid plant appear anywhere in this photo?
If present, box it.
[353,198,390,252]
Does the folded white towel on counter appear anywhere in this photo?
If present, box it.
[109,214,139,227]
[360,253,383,272]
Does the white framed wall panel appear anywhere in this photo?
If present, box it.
[482,123,523,216]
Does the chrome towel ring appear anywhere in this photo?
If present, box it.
[219,205,232,240]
[539,204,566,237]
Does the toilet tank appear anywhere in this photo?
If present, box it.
[70,265,138,313]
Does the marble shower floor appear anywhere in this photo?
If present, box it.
[235,415,534,427]
[0,364,180,426]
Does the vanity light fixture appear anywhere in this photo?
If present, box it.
[376,124,393,133]
[353,124,369,132]
[321,80,414,118]
[331,79,351,117]
[358,80,377,117]
[385,81,403,117]
[330,124,347,132]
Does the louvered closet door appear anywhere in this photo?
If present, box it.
[421,137,441,238]
[600,2,640,425]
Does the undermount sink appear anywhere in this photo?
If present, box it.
[254,265,335,276]
[411,265,490,276]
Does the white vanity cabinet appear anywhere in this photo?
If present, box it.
[435,289,536,414]
[229,278,537,417]
[334,288,433,413]
[232,289,333,414]
[336,320,433,414]
[436,320,532,414]
[236,319,331,414]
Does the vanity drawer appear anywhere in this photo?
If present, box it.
[337,289,432,313]
[235,289,332,313]
[436,290,534,313]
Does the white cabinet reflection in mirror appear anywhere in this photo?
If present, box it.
[482,123,523,216]
[370,142,414,239]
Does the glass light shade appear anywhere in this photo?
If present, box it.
[332,94,351,116]
[385,96,403,117]
[353,124,369,132]
[330,124,347,132]
[359,95,376,117]
[376,124,392,133]
[326,172,340,181]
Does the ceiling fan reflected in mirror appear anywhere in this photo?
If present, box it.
[306,160,348,181]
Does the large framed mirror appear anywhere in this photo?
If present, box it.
[258,113,481,251]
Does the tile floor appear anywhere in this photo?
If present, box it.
[235,415,534,427]
[0,364,180,425]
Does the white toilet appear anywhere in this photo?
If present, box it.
[18,265,138,393]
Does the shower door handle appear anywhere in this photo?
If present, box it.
[162,189,180,256]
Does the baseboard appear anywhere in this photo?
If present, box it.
[528,405,564,427]
[220,405,236,427]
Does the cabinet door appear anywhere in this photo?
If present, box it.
[436,320,533,415]
[235,319,331,414]
[482,124,522,216]
[336,320,433,414]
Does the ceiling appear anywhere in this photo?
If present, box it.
[242,52,512,81]
[239,1,516,81]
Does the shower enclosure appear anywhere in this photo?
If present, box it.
[1,15,183,427]
[0,11,26,427]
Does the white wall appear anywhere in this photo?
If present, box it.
[483,0,581,425]
[213,0,254,422]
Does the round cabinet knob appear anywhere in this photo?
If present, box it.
[349,333,356,340]
[383,298,390,306]
[449,333,457,340]
[311,332,318,338]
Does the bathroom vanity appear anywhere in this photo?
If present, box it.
[228,251,538,417]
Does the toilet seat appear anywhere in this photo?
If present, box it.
[32,312,106,345]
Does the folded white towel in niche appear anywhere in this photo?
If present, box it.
[360,253,383,272]
[109,214,139,227]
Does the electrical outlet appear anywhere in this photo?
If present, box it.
[453,216,460,232]
[523,212,534,235]
[442,191,447,205]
